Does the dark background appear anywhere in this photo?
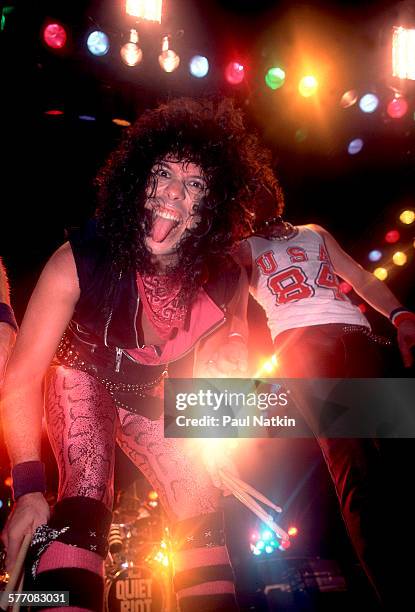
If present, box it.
[1,1,414,609]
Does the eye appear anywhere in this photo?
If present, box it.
[154,167,170,179]
[188,180,206,192]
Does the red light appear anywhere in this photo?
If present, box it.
[225,61,245,85]
[43,23,67,49]
[339,281,352,294]
[387,97,408,119]
[385,230,400,244]
[358,303,367,313]
[251,532,259,541]
[4,476,12,487]
[287,526,298,537]
[280,539,291,549]
[44,109,64,115]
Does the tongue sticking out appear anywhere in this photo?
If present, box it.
[150,215,179,243]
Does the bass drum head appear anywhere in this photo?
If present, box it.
[105,566,169,612]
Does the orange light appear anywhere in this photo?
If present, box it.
[120,29,143,66]
[392,251,407,266]
[148,490,158,500]
[374,267,388,281]
[4,476,12,487]
[112,118,131,127]
[287,526,298,537]
[126,0,162,23]
[399,210,415,225]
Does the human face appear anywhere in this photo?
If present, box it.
[144,158,207,256]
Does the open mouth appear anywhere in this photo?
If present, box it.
[150,206,182,243]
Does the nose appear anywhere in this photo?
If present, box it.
[165,177,185,201]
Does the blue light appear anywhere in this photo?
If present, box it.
[0,500,3,509]
[368,249,382,262]
[79,115,96,121]
[189,55,209,78]
[348,138,364,155]
[359,93,379,113]
[87,31,110,56]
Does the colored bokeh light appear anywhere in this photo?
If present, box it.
[392,251,407,266]
[340,90,358,108]
[358,303,367,313]
[265,67,286,90]
[385,230,400,244]
[359,93,379,113]
[339,281,352,293]
[43,23,67,49]
[399,210,415,224]
[348,138,364,155]
[87,30,110,56]
[189,55,209,78]
[44,109,64,116]
[121,41,143,66]
[148,490,158,500]
[387,97,408,119]
[374,267,388,281]
[368,250,382,262]
[288,526,298,537]
[112,118,131,127]
[225,61,245,85]
[298,75,318,97]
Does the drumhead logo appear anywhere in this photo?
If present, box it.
[109,571,165,611]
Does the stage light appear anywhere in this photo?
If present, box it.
[159,35,180,72]
[44,109,64,115]
[148,490,158,500]
[265,67,285,90]
[298,75,318,97]
[387,96,408,119]
[126,0,162,23]
[385,229,400,243]
[262,530,272,541]
[358,303,367,313]
[368,250,382,262]
[43,23,67,49]
[256,540,265,550]
[374,267,388,281]
[189,55,209,78]
[112,118,131,126]
[265,545,273,554]
[339,281,352,293]
[0,500,3,509]
[288,526,298,537]
[340,90,358,108]
[225,61,245,85]
[251,545,262,556]
[392,26,415,80]
[359,93,379,113]
[251,532,259,541]
[399,210,415,224]
[347,138,364,155]
[393,251,407,266]
[280,539,291,550]
[87,30,110,56]
[121,29,143,66]
[79,115,96,121]
[4,477,12,487]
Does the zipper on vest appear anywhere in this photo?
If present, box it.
[115,347,123,372]
[103,270,123,348]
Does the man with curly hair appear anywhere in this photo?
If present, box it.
[1,98,273,612]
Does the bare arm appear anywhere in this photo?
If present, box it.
[1,242,80,568]
[0,258,16,385]
[309,224,415,366]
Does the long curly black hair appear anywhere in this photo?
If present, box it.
[95,97,283,302]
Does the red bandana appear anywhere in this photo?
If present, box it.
[136,273,187,340]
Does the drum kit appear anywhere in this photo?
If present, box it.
[105,487,175,612]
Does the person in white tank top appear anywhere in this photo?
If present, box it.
[234,213,415,607]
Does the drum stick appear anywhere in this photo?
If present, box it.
[0,533,31,611]
[219,469,282,512]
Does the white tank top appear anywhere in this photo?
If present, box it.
[248,226,370,341]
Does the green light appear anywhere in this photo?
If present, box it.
[257,540,265,550]
[265,67,286,90]
[1,6,14,32]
